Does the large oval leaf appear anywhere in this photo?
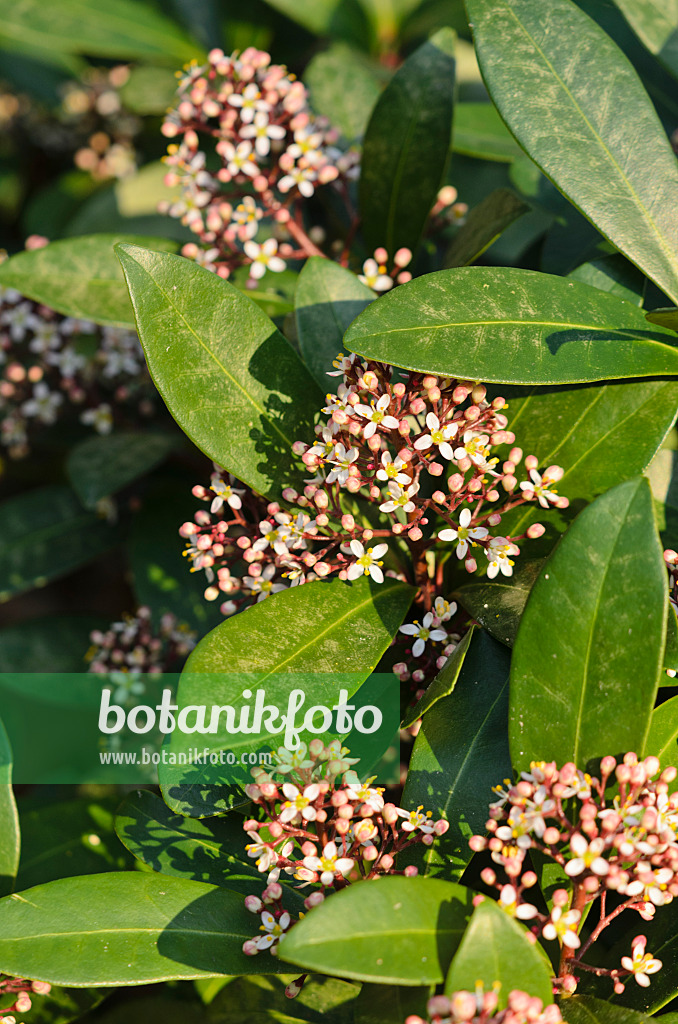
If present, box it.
[0,234,177,328]
[278,876,473,985]
[612,0,678,81]
[510,477,667,771]
[453,102,524,163]
[646,694,678,770]
[464,0,678,304]
[445,898,553,1007]
[564,996,656,1024]
[402,631,511,880]
[0,717,19,898]
[0,873,285,985]
[304,43,382,142]
[344,268,678,385]
[116,244,323,500]
[359,28,455,254]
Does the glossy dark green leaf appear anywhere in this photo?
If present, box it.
[344,267,678,385]
[490,378,678,551]
[510,477,667,771]
[0,235,178,328]
[295,257,373,390]
[115,790,263,893]
[401,626,475,729]
[209,973,360,1024]
[360,28,455,254]
[564,995,656,1024]
[305,44,382,140]
[0,0,200,63]
[67,432,178,509]
[116,244,323,500]
[16,798,133,890]
[402,631,511,879]
[0,872,287,985]
[456,561,543,648]
[568,254,646,307]
[445,899,553,1006]
[278,876,473,985]
[646,693,678,769]
[647,307,678,332]
[452,102,524,162]
[0,615,104,672]
[445,188,530,268]
[0,717,19,898]
[0,485,119,602]
[465,0,678,304]
[613,0,678,80]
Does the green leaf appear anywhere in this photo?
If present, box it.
[118,66,178,115]
[0,615,104,671]
[0,234,178,329]
[489,378,678,551]
[568,254,646,307]
[16,798,133,890]
[0,873,288,985]
[344,267,678,385]
[647,307,678,332]
[305,43,383,140]
[665,605,678,676]
[445,899,553,1006]
[0,717,19,898]
[19,985,105,1024]
[566,995,657,1024]
[160,575,414,813]
[116,244,323,500]
[0,0,200,63]
[509,477,667,771]
[209,973,360,1024]
[114,790,264,893]
[452,102,524,162]
[278,876,473,985]
[260,0,368,41]
[360,28,455,254]
[401,626,475,730]
[612,0,678,80]
[402,631,511,879]
[445,188,530,268]
[456,561,543,648]
[646,693,678,769]
[354,983,430,1024]
[0,485,119,602]
[295,257,373,390]
[465,0,678,305]
[67,432,178,509]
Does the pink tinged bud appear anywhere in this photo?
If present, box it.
[205,586,219,601]
[363,844,379,861]
[292,441,308,455]
[487,513,502,527]
[315,561,331,577]
[521,871,537,887]
[464,405,481,422]
[338,804,353,820]
[179,522,198,537]
[237,536,251,549]
[408,526,423,541]
[393,382,406,397]
[490,431,509,445]
[315,513,329,527]
[428,996,453,1019]
[243,939,259,955]
[583,875,600,893]
[665,549,678,564]
[465,556,477,574]
[367,434,381,452]
[503,474,517,492]
[428,461,444,476]
[468,478,482,493]
[341,513,355,530]
[314,491,329,509]
[404,865,419,877]
[503,461,516,474]
[282,487,299,502]
[448,473,464,493]
[472,384,487,404]
[487,489,500,502]
[545,464,564,482]
[543,826,561,845]
[302,451,319,467]
[305,890,325,908]
[481,867,497,885]
[452,386,469,404]
[398,418,411,436]
[244,895,263,913]
[432,490,446,503]
[268,821,283,838]
[346,477,362,493]
[427,385,442,402]
[410,397,426,414]
[264,882,282,900]
[383,803,399,824]
[374,247,388,264]
[422,833,434,845]
[394,247,412,267]
[301,841,317,857]
[555,496,570,509]
[457,456,473,473]
[335,817,351,834]
[527,523,545,539]
[525,454,539,471]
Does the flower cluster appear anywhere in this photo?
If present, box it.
[159,47,358,278]
[240,740,448,971]
[86,607,196,678]
[358,246,413,293]
[0,276,155,458]
[470,754,677,992]
[61,65,139,180]
[0,976,51,1023]
[405,986,564,1024]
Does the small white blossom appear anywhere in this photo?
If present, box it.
[21,382,62,424]
[240,111,286,156]
[346,540,388,583]
[359,258,392,292]
[302,840,354,887]
[326,443,358,485]
[438,508,489,559]
[375,450,409,484]
[486,537,517,579]
[399,612,447,657]
[243,238,286,279]
[414,412,458,460]
[354,394,399,439]
[379,480,419,514]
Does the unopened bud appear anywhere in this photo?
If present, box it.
[525,454,538,471]
[527,523,545,539]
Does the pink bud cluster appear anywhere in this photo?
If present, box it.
[0,976,51,1022]
[470,754,677,991]
[159,47,358,277]
[0,276,155,458]
[405,987,564,1024]
[86,607,196,675]
[240,740,448,966]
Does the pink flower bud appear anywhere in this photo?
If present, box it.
[432,490,446,503]
[269,821,283,837]
[465,556,477,574]
[464,405,481,422]
[509,446,523,464]
[488,513,502,526]
[527,523,545,539]
[341,513,355,531]
[525,454,539,471]
[179,522,198,537]
[304,890,325,908]
[363,844,379,861]
[457,456,472,473]
[393,382,406,397]
[404,865,419,877]
[410,397,426,415]
[469,835,487,852]
[292,440,308,455]
[346,477,362,492]
[315,512,329,527]
[487,489,500,502]
[242,939,259,955]
[314,491,329,509]
[383,803,399,824]
[398,418,411,436]
[448,473,464,493]
[665,549,678,565]
[282,487,298,501]
[244,895,263,913]
[544,464,564,483]
[502,474,517,492]
[472,384,487,404]
[427,461,443,476]
[408,526,423,541]
[237,535,251,549]
[374,247,388,264]
[468,478,482,493]
[394,247,412,268]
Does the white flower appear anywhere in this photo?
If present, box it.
[322,383,354,415]
[286,126,324,162]
[209,476,244,514]
[2,301,37,341]
[231,196,263,238]
[28,320,61,353]
[243,238,286,279]
[252,520,290,555]
[375,450,410,484]
[433,596,457,622]
[280,782,320,823]
[486,537,517,579]
[272,742,313,773]
[454,430,494,469]
[326,443,359,485]
[621,937,662,987]
[242,564,287,601]
[414,413,458,460]
[542,906,581,948]
[498,884,539,920]
[21,382,62,424]
[396,805,435,833]
[345,777,385,811]
[245,832,277,873]
[519,467,561,508]
[227,83,269,123]
[307,425,339,459]
[302,841,354,887]
[80,403,113,435]
[255,909,290,949]
[354,394,400,439]
[279,165,317,198]
[379,480,419,514]
[240,111,286,156]
[399,612,447,657]
[347,540,388,583]
[221,140,259,177]
[438,508,489,559]
[564,833,609,877]
[359,258,392,292]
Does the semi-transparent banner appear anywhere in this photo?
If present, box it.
[0,672,400,786]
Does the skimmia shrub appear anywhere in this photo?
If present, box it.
[3,3,678,1024]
